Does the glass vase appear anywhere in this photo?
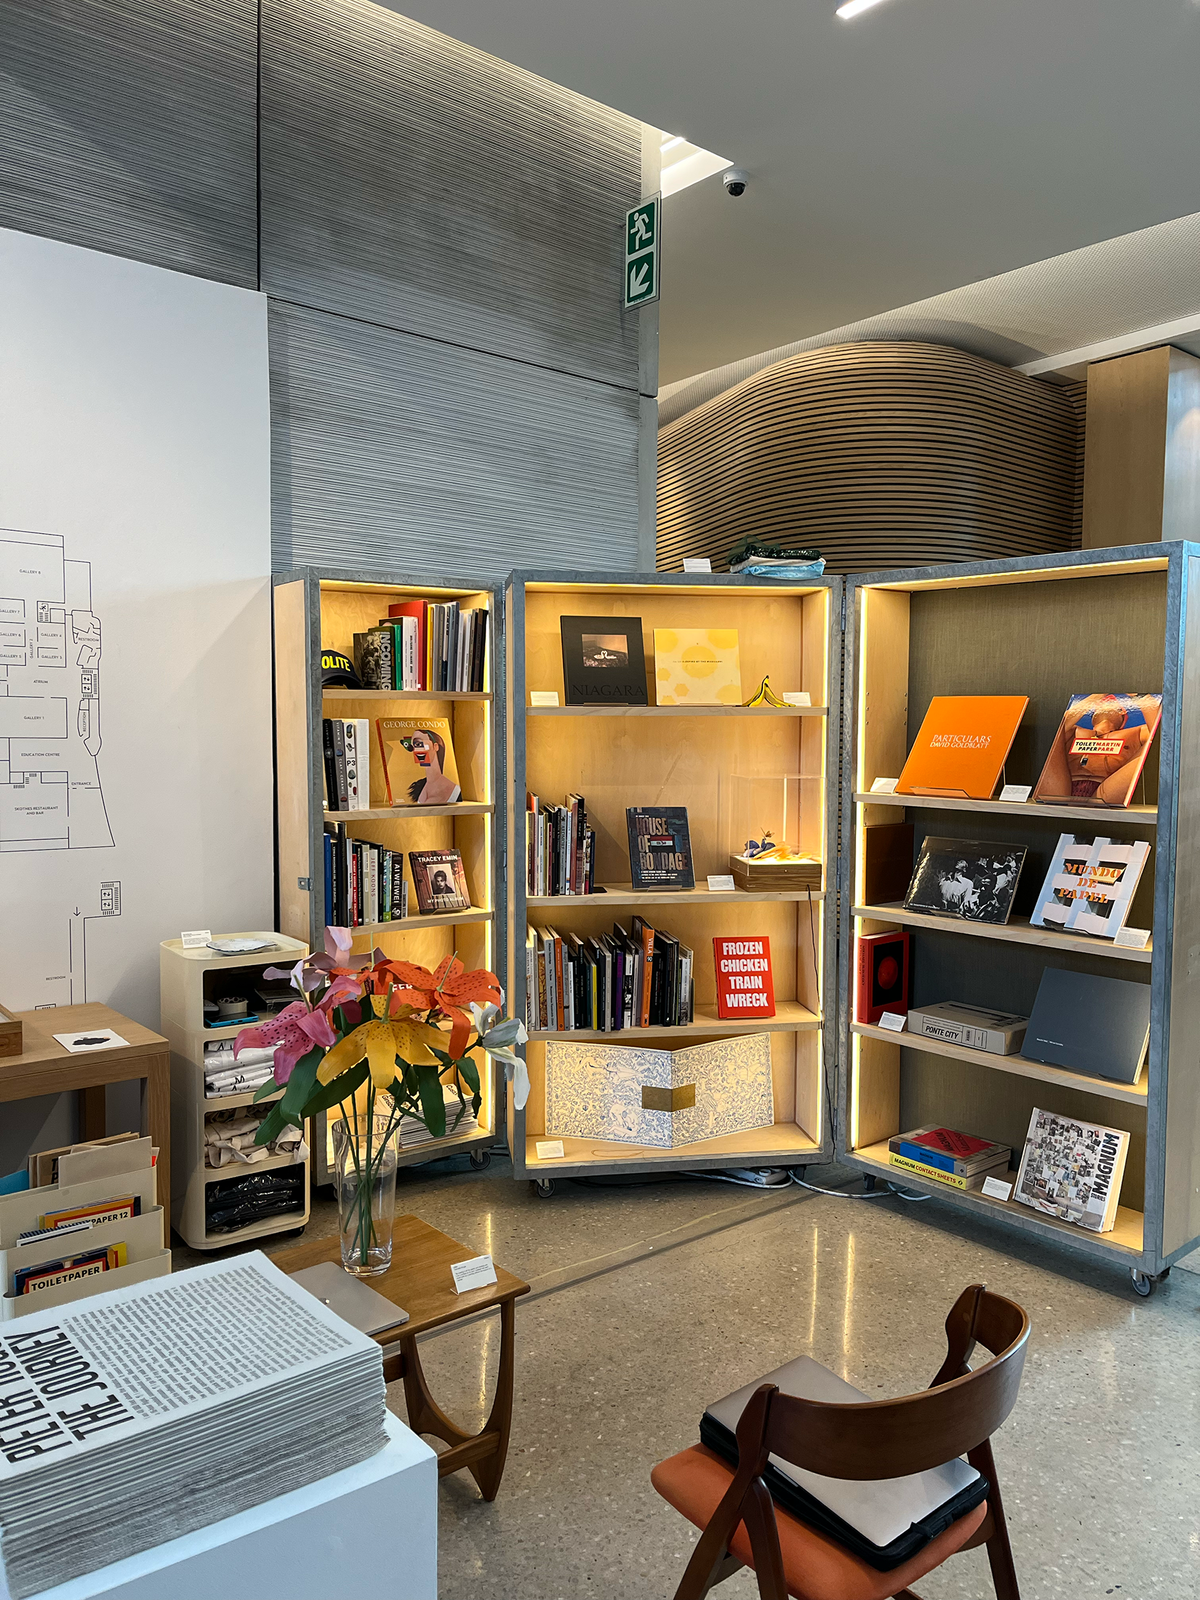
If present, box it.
[332,1113,399,1277]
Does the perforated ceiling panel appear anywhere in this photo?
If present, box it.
[661,209,1200,426]
[261,0,641,391]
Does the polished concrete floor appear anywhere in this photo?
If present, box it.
[214,1155,1200,1598]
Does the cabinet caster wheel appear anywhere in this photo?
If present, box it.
[862,1174,878,1194]
[469,1149,492,1170]
[533,1178,556,1199]
[1130,1267,1167,1298]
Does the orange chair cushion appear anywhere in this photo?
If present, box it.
[651,1445,987,1600]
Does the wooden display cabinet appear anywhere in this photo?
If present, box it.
[839,542,1200,1293]
[506,571,840,1193]
[273,569,502,1185]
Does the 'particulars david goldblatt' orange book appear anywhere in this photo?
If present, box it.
[896,695,1028,799]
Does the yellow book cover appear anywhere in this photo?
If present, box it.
[653,629,742,706]
[888,1152,970,1190]
[376,716,461,805]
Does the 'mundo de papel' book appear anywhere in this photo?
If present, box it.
[896,696,1028,800]
[1014,1106,1130,1233]
[1029,834,1150,940]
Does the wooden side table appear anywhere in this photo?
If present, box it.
[0,1004,171,1232]
[281,1214,530,1500]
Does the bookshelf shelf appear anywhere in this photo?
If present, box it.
[841,543,1200,1288]
[201,1149,303,1184]
[851,1023,1148,1106]
[527,884,826,907]
[853,792,1158,827]
[274,567,502,1187]
[529,1002,821,1042]
[526,704,827,718]
[507,569,840,1186]
[852,904,1154,963]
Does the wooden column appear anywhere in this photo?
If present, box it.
[1082,346,1200,548]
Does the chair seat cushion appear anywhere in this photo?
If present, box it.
[651,1445,988,1600]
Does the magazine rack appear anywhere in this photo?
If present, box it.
[839,542,1200,1292]
[273,568,503,1185]
[505,570,841,1192]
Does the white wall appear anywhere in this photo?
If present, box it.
[0,228,273,1164]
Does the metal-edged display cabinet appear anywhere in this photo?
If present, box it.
[505,569,842,1194]
[272,566,504,1186]
[838,541,1200,1295]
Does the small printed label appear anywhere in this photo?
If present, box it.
[535,1139,565,1160]
[981,1176,1014,1202]
[450,1254,498,1294]
[181,929,212,949]
[999,784,1032,803]
[781,692,811,706]
[707,874,736,892]
[529,690,560,707]
[878,1011,907,1033]
[870,778,899,794]
[1114,925,1151,950]
[682,557,712,572]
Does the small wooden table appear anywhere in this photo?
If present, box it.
[1,1004,170,1223]
[281,1214,530,1500]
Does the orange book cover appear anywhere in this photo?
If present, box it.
[896,695,1028,799]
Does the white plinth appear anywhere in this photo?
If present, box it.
[24,1413,436,1600]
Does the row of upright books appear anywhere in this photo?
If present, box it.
[355,599,489,693]
[323,828,410,926]
[526,791,596,896]
[526,919,695,1032]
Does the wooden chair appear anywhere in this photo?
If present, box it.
[651,1283,1029,1600]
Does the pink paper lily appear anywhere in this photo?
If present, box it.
[234,1002,338,1085]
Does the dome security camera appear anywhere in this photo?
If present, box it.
[722,168,749,197]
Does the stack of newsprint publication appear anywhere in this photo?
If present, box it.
[0,1251,386,1597]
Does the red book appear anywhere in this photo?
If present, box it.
[906,1127,996,1160]
[855,930,910,1025]
[713,937,775,1020]
[387,601,427,689]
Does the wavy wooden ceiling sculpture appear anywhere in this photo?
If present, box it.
[657,341,1084,574]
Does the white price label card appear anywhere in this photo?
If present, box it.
[535,1139,565,1160]
[682,557,712,572]
[181,929,212,949]
[999,784,1032,803]
[529,690,560,707]
[781,691,811,706]
[707,873,736,892]
[878,1011,907,1033]
[981,1176,1014,1202]
[450,1254,498,1294]
[870,778,899,794]
[1114,926,1151,950]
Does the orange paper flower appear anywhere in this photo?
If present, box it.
[382,955,502,1058]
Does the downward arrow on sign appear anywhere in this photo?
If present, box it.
[629,261,650,296]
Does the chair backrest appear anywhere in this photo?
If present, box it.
[735,1284,1029,1483]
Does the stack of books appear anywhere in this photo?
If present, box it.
[526,791,595,895]
[399,1088,480,1149]
[888,1126,1012,1191]
[527,918,695,1032]
[354,599,489,693]
[0,1253,386,1596]
[322,828,410,927]
[321,717,371,811]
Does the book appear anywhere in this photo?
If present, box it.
[14,1242,127,1297]
[903,837,1026,924]
[1029,834,1150,939]
[653,628,741,707]
[408,849,471,914]
[627,806,695,890]
[377,716,461,805]
[545,1033,774,1147]
[896,696,1028,800]
[559,616,648,705]
[887,1126,1012,1176]
[1014,1106,1130,1232]
[331,718,349,810]
[39,1195,141,1230]
[354,627,393,690]
[341,718,370,810]
[387,601,428,686]
[1034,693,1162,808]
[713,936,775,1019]
[854,930,909,1025]
[1022,967,1150,1084]
[906,1002,1028,1055]
[887,1152,996,1192]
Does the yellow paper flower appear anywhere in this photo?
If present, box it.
[317,998,444,1091]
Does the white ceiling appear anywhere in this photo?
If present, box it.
[386,0,1200,388]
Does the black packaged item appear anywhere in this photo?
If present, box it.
[204,1166,306,1233]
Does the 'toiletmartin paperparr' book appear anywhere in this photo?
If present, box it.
[1014,1106,1130,1232]
[1033,693,1162,808]
[896,696,1028,799]
[1029,835,1150,940]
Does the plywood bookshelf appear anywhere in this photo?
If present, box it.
[505,571,840,1191]
[839,542,1200,1289]
[273,568,502,1186]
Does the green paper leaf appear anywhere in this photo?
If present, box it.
[280,1048,322,1121]
[302,1060,369,1117]
[416,1066,447,1138]
[253,1079,283,1104]
[254,1101,290,1146]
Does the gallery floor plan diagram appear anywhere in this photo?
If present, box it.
[0,528,112,852]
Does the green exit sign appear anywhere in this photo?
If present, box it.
[624,195,660,309]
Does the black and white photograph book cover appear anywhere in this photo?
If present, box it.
[903,837,1027,924]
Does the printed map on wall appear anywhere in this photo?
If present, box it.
[0,529,112,853]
